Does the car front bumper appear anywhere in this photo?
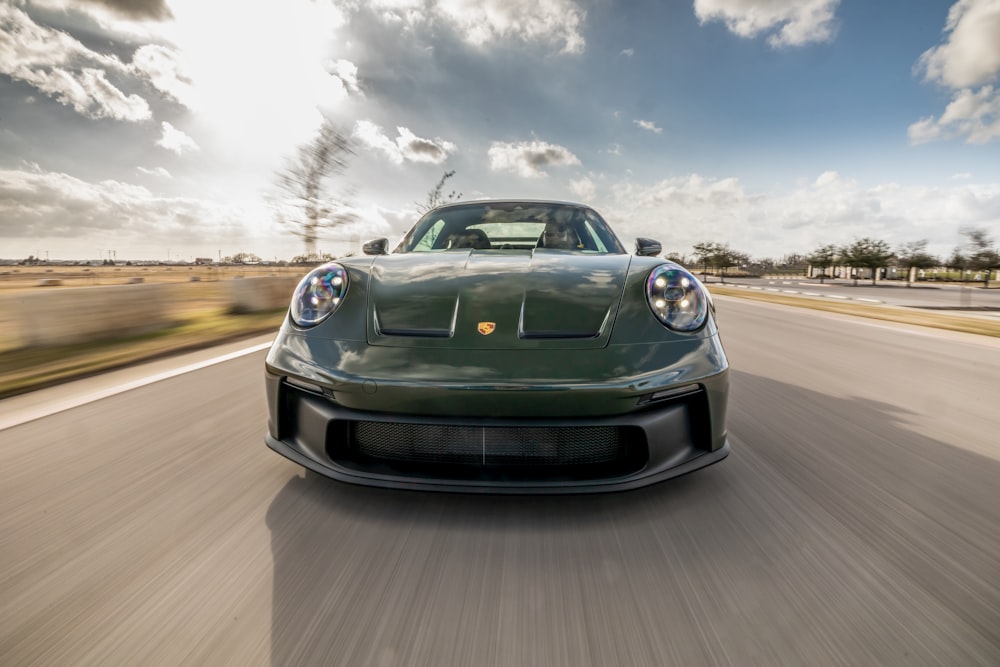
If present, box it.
[264,333,730,493]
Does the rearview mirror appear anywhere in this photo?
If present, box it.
[635,237,662,257]
[362,238,389,255]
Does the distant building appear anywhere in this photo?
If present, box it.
[194,257,214,265]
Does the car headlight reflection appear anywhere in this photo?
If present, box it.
[645,264,708,332]
[290,263,349,327]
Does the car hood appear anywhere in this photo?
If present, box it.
[366,250,633,349]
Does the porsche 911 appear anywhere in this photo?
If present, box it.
[264,200,729,493]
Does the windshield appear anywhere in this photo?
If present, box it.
[394,202,627,254]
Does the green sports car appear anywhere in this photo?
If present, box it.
[264,200,729,493]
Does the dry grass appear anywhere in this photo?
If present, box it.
[0,263,306,291]
[0,309,286,399]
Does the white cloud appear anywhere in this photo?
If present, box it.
[633,119,663,134]
[916,0,1000,89]
[620,48,635,57]
[130,44,196,109]
[0,165,245,242]
[693,0,841,48]
[354,121,457,164]
[430,0,586,53]
[329,59,363,97]
[0,164,403,259]
[29,0,173,23]
[569,176,597,201]
[604,172,1000,259]
[912,1,1000,145]
[487,140,581,178]
[0,5,151,121]
[137,166,172,178]
[156,122,200,154]
[908,86,1000,145]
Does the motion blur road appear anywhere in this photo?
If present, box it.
[2,298,999,666]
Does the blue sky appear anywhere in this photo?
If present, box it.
[1,0,998,261]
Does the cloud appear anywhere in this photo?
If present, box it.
[916,0,1000,90]
[353,121,457,164]
[0,164,403,259]
[487,140,581,178]
[156,122,200,154]
[604,171,1000,258]
[329,59,363,97]
[908,86,1000,145]
[0,165,245,243]
[911,1,1000,144]
[32,0,174,22]
[569,176,597,201]
[378,0,586,54]
[633,119,663,134]
[693,0,841,48]
[137,166,172,178]
[620,48,635,57]
[130,44,196,108]
[0,4,151,120]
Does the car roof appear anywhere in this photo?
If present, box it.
[427,199,593,215]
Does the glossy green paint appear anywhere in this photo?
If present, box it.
[365,249,631,349]
[268,246,729,450]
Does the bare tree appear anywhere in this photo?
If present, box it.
[273,120,357,259]
[416,170,462,214]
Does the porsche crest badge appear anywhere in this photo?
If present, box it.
[477,322,496,335]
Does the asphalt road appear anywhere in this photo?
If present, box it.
[1,299,999,666]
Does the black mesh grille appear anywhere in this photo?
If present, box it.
[352,422,628,467]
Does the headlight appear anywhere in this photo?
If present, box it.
[289,263,349,327]
[645,264,709,332]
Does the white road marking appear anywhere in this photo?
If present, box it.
[857,298,883,303]
[0,341,273,432]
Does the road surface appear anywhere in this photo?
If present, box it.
[2,298,998,666]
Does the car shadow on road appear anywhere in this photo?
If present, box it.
[265,369,1000,666]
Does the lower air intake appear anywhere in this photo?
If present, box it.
[351,422,628,467]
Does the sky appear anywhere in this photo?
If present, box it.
[1,0,999,262]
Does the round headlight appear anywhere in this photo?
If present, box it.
[289,263,349,327]
[645,264,708,332]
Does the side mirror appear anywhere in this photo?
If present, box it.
[635,237,662,257]
[362,238,389,256]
